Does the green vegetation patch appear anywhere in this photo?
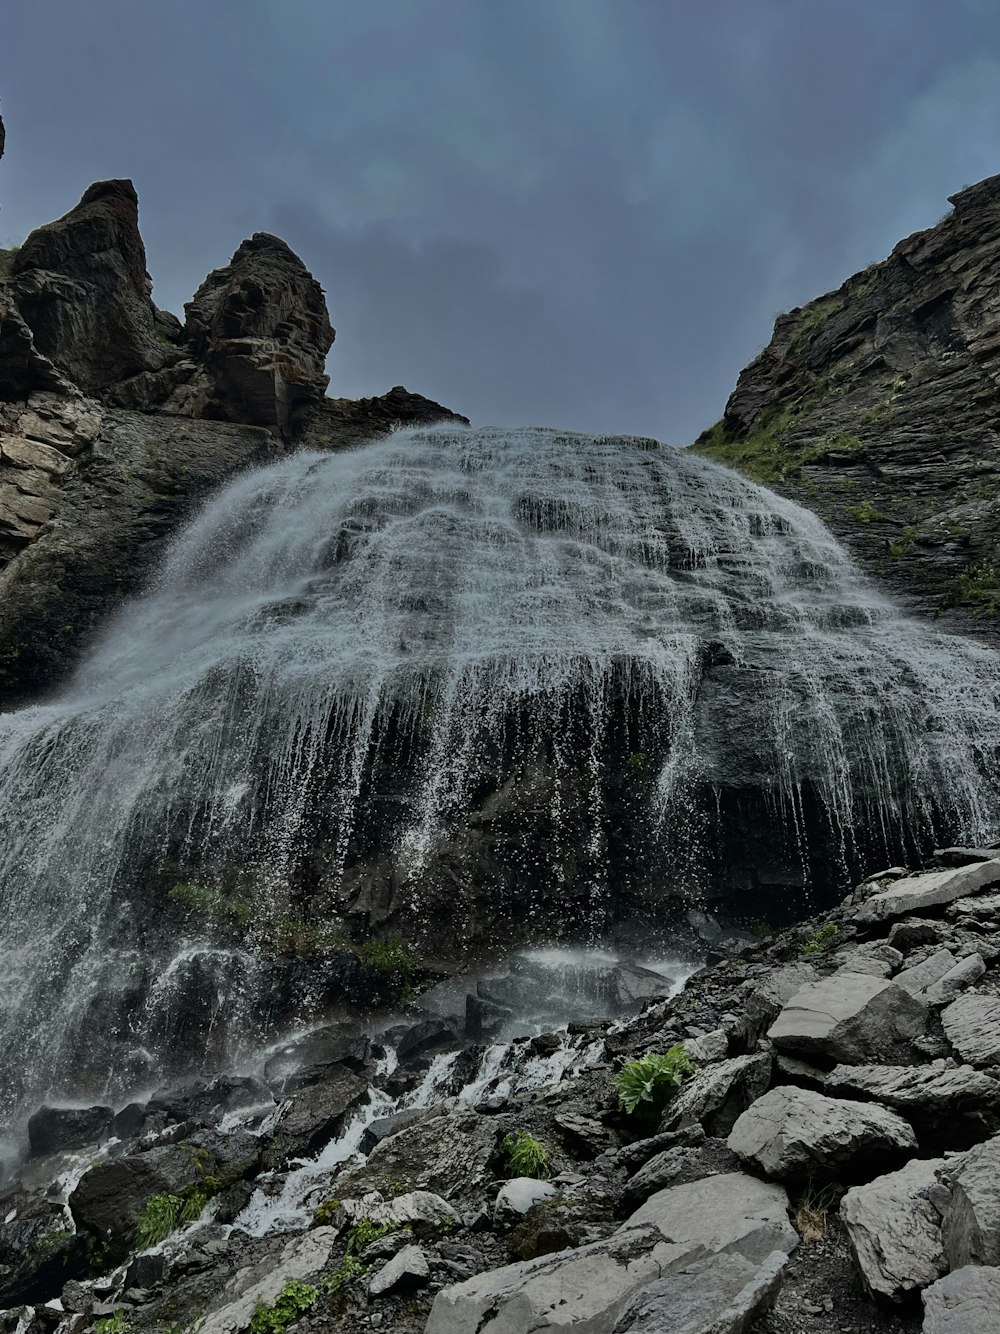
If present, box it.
[360,934,417,975]
[134,1185,212,1250]
[691,413,862,486]
[800,922,838,956]
[614,1046,696,1117]
[92,1315,131,1334]
[502,1131,551,1180]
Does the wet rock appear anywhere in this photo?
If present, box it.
[938,1133,1000,1268]
[727,1085,917,1181]
[261,1064,368,1168]
[941,994,1000,1067]
[148,1075,271,1126]
[922,1264,1000,1333]
[493,1178,557,1229]
[69,1143,206,1251]
[342,1106,496,1199]
[853,862,1000,925]
[263,1023,370,1091]
[767,972,928,1064]
[393,1017,459,1065]
[840,1156,947,1303]
[113,1103,147,1140]
[26,1104,114,1157]
[465,992,512,1041]
[368,1242,430,1296]
[359,1106,436,1154]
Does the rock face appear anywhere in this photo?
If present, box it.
[0,179,464,700]
[7,181,173,397]
[169,233,334,433]
[691,172,1000,638]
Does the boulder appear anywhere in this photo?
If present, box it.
[825,1061,1000,1140]
[553,1109,615,1159]
[767,972,928,1064]
[623,1173,798,1264]
[839,1157,947,1302]
[727,1085,917,1181]
[852,861,1000,925]
[341,1106,496,1199]
[608,1249,787,1334]
[894,949,960,995]
[622,1147,707,1207]
[148,1075,271,1125]
[941,994,1000,1067]
[427,1173,795,1334]
[339,1189,461,1237]
[69,1143,206,1248]
[924,955,986,1006]
[662,1051,772,1137]
[509,1192,617,1261]
[26,1104,114,1157]
[368,1242,430,1296]
[493,1179,557,1229]
[939,1134,1000,1268]
[922,1265,1000,1334]
[196,1227,339,1334]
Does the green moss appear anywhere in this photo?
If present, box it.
[360,935,417,975]
[92,1315,131,1334]
[692,411,862,486]
[953,561,1000,616]
[0,247,18,280]
[847,499,887,524]
[888,525,918,557]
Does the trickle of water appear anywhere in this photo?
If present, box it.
[0,424,998,1126]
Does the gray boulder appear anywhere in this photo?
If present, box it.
[426,1172,795,1334]
[824,1061,1000,1138]
[727,1085,916,1181]
[894,949,960,995]
[942,994,1000,1067]
[853,860,1000,924]
[493,1178,557,1229]
[261,1064,368,1168]
[922,1265,1000,1333]
[339,1189,461,1237]
[939,1134,1000,1268]
[662,1052,772,1137]
[27,1104,114,1158]
[368,1243,430,1296]
[840,1157,947,1303]
[767,972,928,1064]
[609,1249,787,1334]
[924,955,986,1006]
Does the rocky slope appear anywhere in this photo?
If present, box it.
[692,173,1000,640]
[0,173,465,699]
[3,845,1000,1334]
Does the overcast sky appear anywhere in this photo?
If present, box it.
[4,1,1000,441]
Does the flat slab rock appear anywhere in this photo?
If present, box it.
[825,1060,1000,1122]
[840,1156,947,1302]
[922,1265,1000,1333]
[941,994,1000,1067]
[727,1084,917,1181]
[608,1248,787,1334]
[425,1173,796,1334]
[767,972,928,1064]
[853,860,1000,924]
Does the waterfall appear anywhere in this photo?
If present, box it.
[0,424,999,1131]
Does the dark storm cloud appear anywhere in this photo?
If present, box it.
[4,0,1000,439]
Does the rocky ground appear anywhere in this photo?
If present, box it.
[3,849,1000,1333]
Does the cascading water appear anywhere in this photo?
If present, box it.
[1,424,999,1134]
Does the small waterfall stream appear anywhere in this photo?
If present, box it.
[0,424,999,1134]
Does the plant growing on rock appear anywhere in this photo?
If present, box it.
[345,1217,403,1254]
[249,1279,322,1334]
[360,934,416,976]
[800,922,838,956]
[502,1131,551,1179]
[614,1046,696,1117]
[92,1314,131,1334]
[134,1186,211,1249]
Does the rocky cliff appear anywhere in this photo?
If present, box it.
[0,171,465,699]
[692,173,1000,639]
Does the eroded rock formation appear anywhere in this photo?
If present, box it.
[0,173,464,698]
[692,173,1000,638]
